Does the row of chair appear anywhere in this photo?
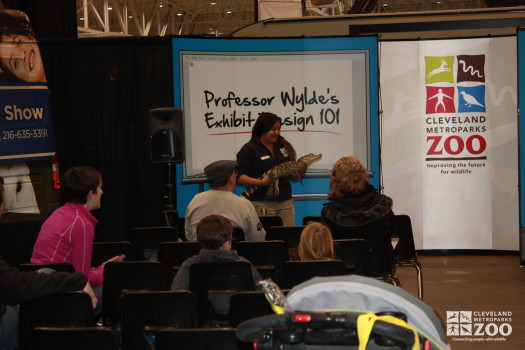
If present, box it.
[134,238,370,286]
[21,289,272,350]
[92,217,280,263]
[1,214,333,268]
[17,257,351,327]
[17,215,422,350]
[31,326,249,350]
[101,257,356,327]
[19,214,421,299]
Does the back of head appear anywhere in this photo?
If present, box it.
[197,214,233,250]
[299,222,334,261]
[328,156,369,198]
[204,160,237,188]
[61,166,102,204]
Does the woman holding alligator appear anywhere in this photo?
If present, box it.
[236,112,305,226]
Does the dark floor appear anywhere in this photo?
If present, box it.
[394,255,525,350]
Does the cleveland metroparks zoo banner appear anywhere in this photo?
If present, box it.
[381,37,518,250]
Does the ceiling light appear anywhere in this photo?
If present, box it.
[80,17,85,21]
[177,12,182,16]
[108,5,113,10]
[226,10,232,14]
[210,2,216,5]
[128,15,133,18]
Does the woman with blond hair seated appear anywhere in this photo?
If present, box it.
[298,222,335,261]
[321,156,394,276]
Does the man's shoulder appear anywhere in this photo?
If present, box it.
[223,193,257,212]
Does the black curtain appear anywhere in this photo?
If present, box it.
[39,36,175,241]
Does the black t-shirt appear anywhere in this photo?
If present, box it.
[236,138,292,201]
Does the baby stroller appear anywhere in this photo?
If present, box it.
[236,275,450,350]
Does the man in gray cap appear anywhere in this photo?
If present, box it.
[184,160,266,241]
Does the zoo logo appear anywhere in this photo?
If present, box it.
[424,55,486,115]
[446,311,512,338]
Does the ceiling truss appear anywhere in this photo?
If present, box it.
[77,0,491,37]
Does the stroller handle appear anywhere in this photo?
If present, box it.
[236,312,417,347]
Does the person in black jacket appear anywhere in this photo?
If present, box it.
[0,184,96,350]
[321,156,395,276]
[236,112,305,226]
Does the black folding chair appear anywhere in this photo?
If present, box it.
[130,226,179,261]
[121,290,200,350]
[157,241,201,286]
[283,260,348,289]
[18,262,75,273]
[235,240,289,286]
[230,291,275,327]
[189,261,255,326]
[0,213,45,266]
[102,261,166,328]
[232,227,245,248]
[301,215,324,225]
[393,214,423,300]
[333,239,372,276]
[258,215,283,230]
[18,291,96,350]
[155,327,249,350]
[32,327,118,350]
[265,225,305,260]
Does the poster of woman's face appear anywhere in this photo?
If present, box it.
[0,10,46,83]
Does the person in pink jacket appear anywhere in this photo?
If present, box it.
[31,166,120,313]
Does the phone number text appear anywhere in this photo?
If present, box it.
[1,129,49,140]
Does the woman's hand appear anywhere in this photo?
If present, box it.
[238,174,268,187]
[82,282,98,310]
[103,254,125,265]
[260,174,270,186]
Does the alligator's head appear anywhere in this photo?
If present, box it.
[298,153,322,166]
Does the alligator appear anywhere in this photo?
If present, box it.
[240,153,322,199]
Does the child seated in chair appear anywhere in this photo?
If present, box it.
[171,214,261,314]
[298,222,335,261]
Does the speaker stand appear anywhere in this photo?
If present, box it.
[163,162,178,227]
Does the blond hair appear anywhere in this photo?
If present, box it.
[298,222,334,261]
[328,156,369,198]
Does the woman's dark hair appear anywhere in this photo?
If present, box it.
[0,10,35,83]
[252,112,282,138]
[197,214,233,250]
[61,166,102,204]
[252,112,297,161]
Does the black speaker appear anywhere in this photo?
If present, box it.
[149,108,185,163]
